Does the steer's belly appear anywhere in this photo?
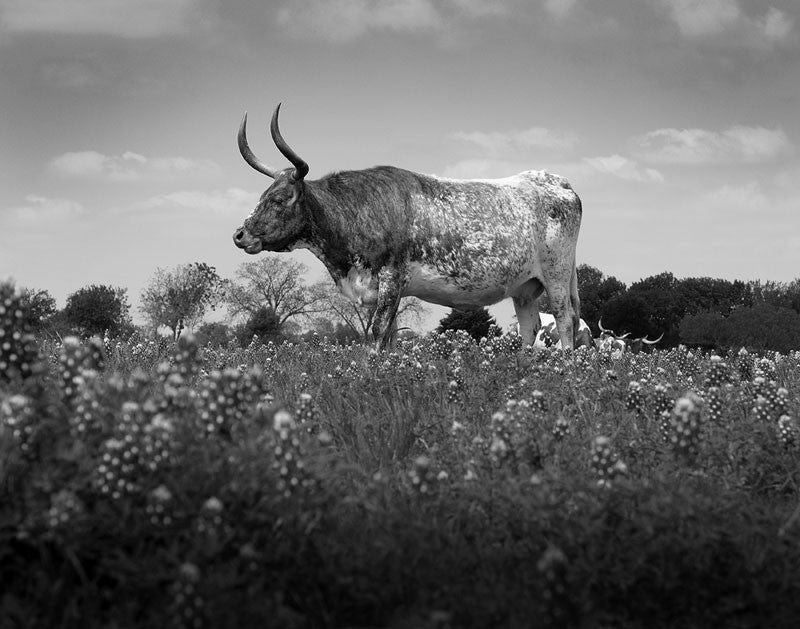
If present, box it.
[403,261,532,308]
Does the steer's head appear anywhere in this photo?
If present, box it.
[233,104,310,254]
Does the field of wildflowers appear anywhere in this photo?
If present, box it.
[2,279,800,628]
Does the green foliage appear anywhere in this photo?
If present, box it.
[61,283,132,338]
[437,307,501,341]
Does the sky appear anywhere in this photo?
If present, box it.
[1,0,799,333]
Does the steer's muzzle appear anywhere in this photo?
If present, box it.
[233,227,263,254]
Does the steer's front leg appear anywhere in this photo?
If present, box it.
[372,267,404,351]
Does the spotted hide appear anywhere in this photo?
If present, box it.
[233,105,583,350]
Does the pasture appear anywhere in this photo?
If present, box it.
[2,314,800,627]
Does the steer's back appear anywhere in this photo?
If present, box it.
[402,170,581,309]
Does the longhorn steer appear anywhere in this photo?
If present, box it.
[232,105,583,350]
[597,319,663,353]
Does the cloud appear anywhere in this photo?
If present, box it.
[6,194,86,221]
[0,0,206,38]
[275,0,439,43]
[274,0,511,43]
[447,0,510,18]
[439,158,523,179]
[583,155,664,182]
[631,126,792,164]
[131,188,258,215]
[543,0,577,19]
[438,157,592,181]
[702,181,770,211]
[660,0,794,47]
[39,57,113,88]
[451,126,579,155]
[441,153,665,184]
[662,0,739,37]
[49,151,222,182]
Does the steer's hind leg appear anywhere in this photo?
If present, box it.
[545,273,578,350]
[512,279,545,348]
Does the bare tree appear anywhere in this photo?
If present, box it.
[315,283,427,342]
[140,262,224,338]
[225,256,328,327]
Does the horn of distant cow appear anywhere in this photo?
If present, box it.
[640,333,664,345]
[598,318,628,339]
[238,112,278,178]
[270,103,309,181]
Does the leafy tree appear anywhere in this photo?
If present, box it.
[307,318,362,345]
[678,311,727,349]
[236,306,282,345]
[437,308,500,341]
[575,264,626,334]
[600,292,660,339]
[677,277,752,317]
[784,279,800,314]
[601,272,684,347]
[725,303,800,352]
[681,303,800,353]
[225,256,328,329]
[61,284,132,337]
[749,279,800,314]
[194,322,234,347]
[18,288,57,330]
[140,262,224,338]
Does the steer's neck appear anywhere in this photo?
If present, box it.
[302,173,413,280]
[301,179,364,280]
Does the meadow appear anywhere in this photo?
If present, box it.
[2,283,800,628]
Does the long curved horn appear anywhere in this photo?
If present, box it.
[238,112,278,178]
[640,333,664,345]
[270,103,309,181]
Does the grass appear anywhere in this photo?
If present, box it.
[2,315,800,627]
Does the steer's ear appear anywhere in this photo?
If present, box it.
[287,178,303,206]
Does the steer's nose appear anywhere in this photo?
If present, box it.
[233,228,246,247]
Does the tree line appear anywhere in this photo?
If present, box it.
[18,261,800,353]
[20,257,426,346]
[570,265,800,353]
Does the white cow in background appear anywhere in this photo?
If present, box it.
[532,312,595,349]
[597,319,663,353]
